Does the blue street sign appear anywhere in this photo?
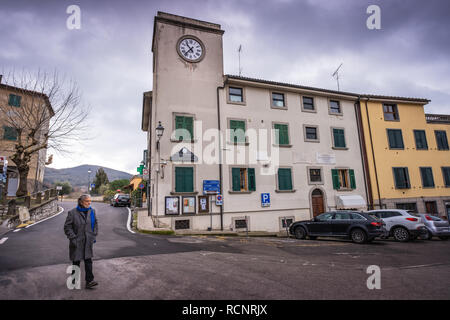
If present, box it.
[261,193,270,207]
[203,180,220,194]
[90,183,95,188]
[139,183,145,189]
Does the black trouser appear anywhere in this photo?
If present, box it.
[72,259,94,283]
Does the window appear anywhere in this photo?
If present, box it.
[304,125,319,142]
[174,167,194,193]
[228,87,243,103]
[379,211,402,218]
[174,115,194,141]
[414,130,428,150]
[334,212,352,220]
[316,212,334,221]
[277,168,293,191]
[396,203,418,213]
[281,218,294,228]
[387,129,404,149]
[332,128,346,149]
[8,94,21,107]
[350,213,367,220]
[435,130,449,150]
[393,167,410,189]
[420,167,435,188]
[309,168,322,183]
[425,201,438,215]
[302,96,315,111]
[383,104,399,121]
[329,100,341,114]
[331,169,356,190]
[442,167,450,187]
[3,126,18,141]
[231,168,255,192]
[229,119,246,143]
[273,123,289,145]
[272,92,285,108]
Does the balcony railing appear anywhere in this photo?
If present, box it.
[425,113,450,124]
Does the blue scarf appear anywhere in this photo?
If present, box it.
[77,205,96,233]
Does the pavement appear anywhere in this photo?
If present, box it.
[1,201,449,300]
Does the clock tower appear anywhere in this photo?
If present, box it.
[149,12,225,218]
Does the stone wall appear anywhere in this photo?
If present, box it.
[6,199,59,229]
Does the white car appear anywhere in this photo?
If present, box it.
[367,209,427,242]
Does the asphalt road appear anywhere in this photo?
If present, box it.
[0,201,449,300]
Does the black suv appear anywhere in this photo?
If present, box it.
[288,211,385,244]
[111,193,131,207]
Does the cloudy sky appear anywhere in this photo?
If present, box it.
[1,0,449,174]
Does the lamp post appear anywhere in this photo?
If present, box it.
[154,121,164,223]
[88,168,92,195]
[156,121,164,150]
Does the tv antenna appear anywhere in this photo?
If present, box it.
[238,45,243,76]
[332,63,343,91]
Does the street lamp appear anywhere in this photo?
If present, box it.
[156,121,164,150]
[88,168,92,195]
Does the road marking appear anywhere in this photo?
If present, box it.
[0,237,8,244]
[126,207,136,234]
[13,229,22,232]
[25,206,64,229]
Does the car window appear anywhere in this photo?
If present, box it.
[351,213,367,220]
[429,215,442,221]
[334,212,352,220]
[316,213,334,221]
[390,212,402,217]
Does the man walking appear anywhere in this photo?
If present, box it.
[64,194,98,289]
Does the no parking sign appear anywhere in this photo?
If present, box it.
[216,194,223,206]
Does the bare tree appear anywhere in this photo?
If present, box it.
[0,69,90,197]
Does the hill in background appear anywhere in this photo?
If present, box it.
[44,164,133,187]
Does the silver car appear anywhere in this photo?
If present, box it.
[367,209,427,242]
[416,214,450,240]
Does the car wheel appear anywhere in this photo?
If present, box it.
[393,227,410,242]
[438,236,448,241]
[350,229,367,244]
[294,226,306,240]
[421,231,432,240]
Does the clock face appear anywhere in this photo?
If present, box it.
[178,37,204,62]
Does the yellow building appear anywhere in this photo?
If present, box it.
[358,96,450,218]
[127,175,147,202]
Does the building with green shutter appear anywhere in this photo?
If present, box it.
[140,12,370,233]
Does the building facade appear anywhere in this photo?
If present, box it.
[141,12,369,232]
[358,98,450,218]
[0,80,53,197]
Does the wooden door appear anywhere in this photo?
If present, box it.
[311,189,325,217]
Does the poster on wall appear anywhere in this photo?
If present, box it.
[182,196,196,214]
[165,196,179,215]
[198,195,209,213]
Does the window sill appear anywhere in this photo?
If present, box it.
[336,188,353,191]
[332,147,348,150]
[308,181,324,185]
[271,106,288,110]
[170,139,198,143]
[272,144,292,148]
[275,189,296,193]
[227,141,249,146]
[383,118,400,122]
[227,100,246,106]
[301,108,317,113]
[329,112,343,116]
[389,148,405,150]
[170,191,199,195]
[228,191,252,194]
[305,139,320,143]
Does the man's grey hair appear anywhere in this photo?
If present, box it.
[78,194,91,206]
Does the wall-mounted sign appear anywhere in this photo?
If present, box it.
[165,196,179,215]
[261,193,270,207]
[182,196,196,214]
[203,180,220,194]
[198,195,209,213]
[316,153,336,165]
[216,194,223,206]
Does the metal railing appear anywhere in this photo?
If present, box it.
[425,113,450,124]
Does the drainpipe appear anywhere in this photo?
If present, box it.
[364,98,383,209]
[216,76,228,231]
[354,97,373,210]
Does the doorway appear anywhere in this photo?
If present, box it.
[311,188,325,217]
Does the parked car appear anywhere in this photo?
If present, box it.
[110,193,131,207]
[415,214,450,240]
[288,211,386,244]
[367,209,427,242]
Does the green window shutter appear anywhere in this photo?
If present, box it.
[421,167,434,188]
[436,131,449,150]
[388,129,404,148]
[396,130,404,148]
[175,116,184,140]
[331,169,340,190]
[175,167,194,192]
[247,168,256,191]
[274,124,289,145]
[184,117,193,141]
[232,168,241,191]
[278,168,292,190]
[8,94,21,107]
[230,120,245,143]
[3,126,18,141]
[333,129,346,148]
[349,169,356,189]
[414,130,428,149]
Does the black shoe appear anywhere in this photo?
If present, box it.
[85,281,98,289]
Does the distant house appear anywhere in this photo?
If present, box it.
[0,76,54,197]
[125,175,147,202]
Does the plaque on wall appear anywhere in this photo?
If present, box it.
[198,195,209,213]
[165,196,180,215]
